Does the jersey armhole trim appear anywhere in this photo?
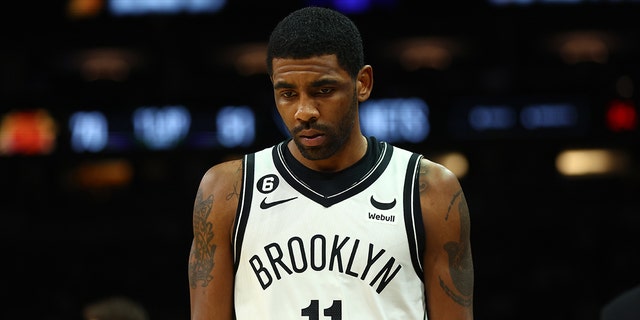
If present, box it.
[403,153,425,280]
[233,152,255,271]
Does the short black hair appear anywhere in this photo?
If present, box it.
[266,6,364,79]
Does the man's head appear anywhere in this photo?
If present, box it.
[266,6,364,79]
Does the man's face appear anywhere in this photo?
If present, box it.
[270,54,358,161]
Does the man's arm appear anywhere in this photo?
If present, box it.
[419,158,474,319]
[189,159,243,320]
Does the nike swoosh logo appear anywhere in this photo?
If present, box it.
[260,197,298,209]
[370,196,396,210]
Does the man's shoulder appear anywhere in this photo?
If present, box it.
[203,142,282,182]
[199,158,244,191]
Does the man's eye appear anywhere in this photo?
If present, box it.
[318,88,333,94]
[282,91,295,98]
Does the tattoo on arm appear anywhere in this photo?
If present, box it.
[441,191,473,307]
[445,190,463,221]
[417,159,473,307]
[226,161,242,201]
[418,161,429,193]
[189,188,216,289]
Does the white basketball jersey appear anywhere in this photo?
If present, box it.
[232,139,427,320]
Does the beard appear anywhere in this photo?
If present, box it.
[291,93,358,161]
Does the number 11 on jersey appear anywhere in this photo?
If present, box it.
[301,300,342,320]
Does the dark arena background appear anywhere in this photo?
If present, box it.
[1,1,639,319]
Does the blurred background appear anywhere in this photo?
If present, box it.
[1,0,639,319]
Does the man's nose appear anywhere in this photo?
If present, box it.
[294,96,320,122]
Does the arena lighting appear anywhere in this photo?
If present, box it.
[219,43,268,76]
[0,109,57,156]
[69,110,109,153]
[550,31,615,65]
[108,0,226,16]
[555,148,631,177]
[306,0,398,14]
[132,105,191,150]
[67,0,104,19]
[391,37,460,71]
[360,97,430,143]
[431,151,469,179]
[74,48,141,81]
[72,158,133,188]
[606,99,637,132]
[448,97,589,140]
[216,105,255,148]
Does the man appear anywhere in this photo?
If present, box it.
[189,6,474,319]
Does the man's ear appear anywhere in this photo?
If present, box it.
[356,65,373,102]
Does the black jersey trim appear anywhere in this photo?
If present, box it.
[272,140,394,208]
[233,153,255,271]
[403,153,425,280]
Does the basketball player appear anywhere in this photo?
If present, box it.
[189,6,474,319]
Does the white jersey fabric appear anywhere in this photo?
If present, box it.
[232,138,427,320]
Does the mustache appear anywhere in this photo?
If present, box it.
[292,122,329,134]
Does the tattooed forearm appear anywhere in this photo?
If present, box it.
[442,191,473,306]
[189,188,216,289]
